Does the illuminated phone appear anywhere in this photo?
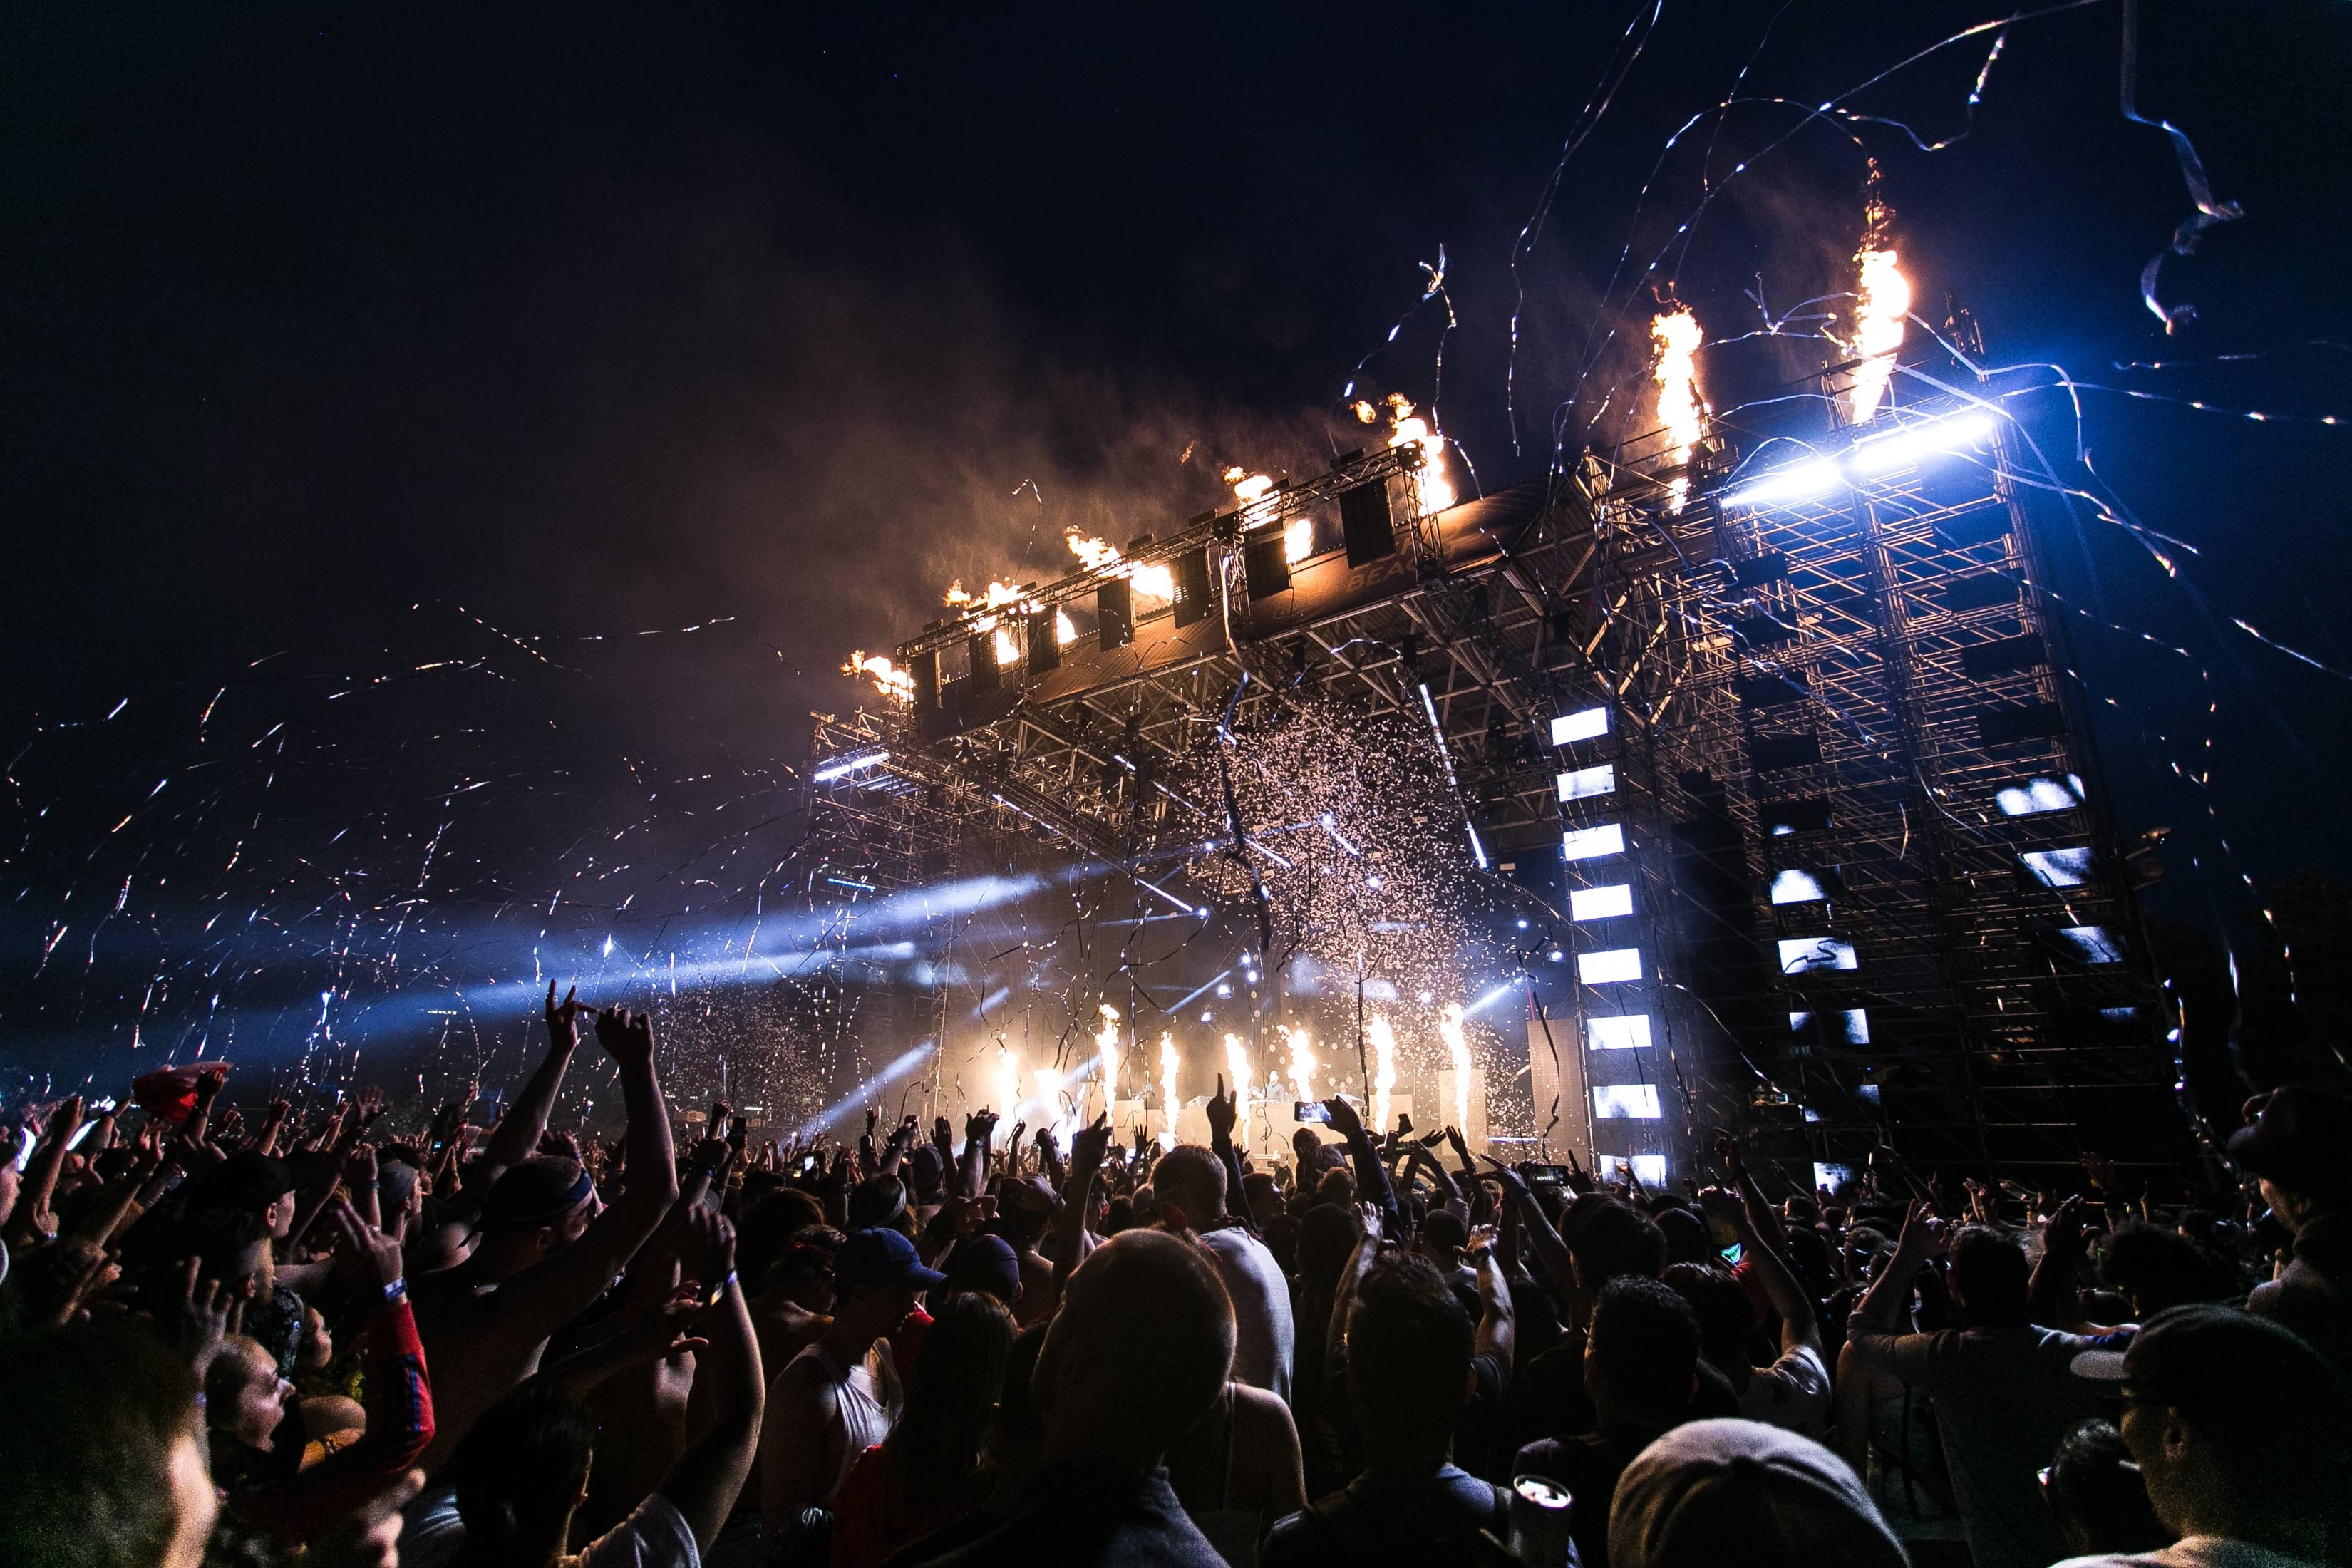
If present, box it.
[1294,1100,1331,1124]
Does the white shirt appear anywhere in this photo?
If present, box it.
[1735,1342,1832,1437]
[1197,1226,1294,1404]
[2053,1537,2331,1568]
[576,1494,701,1568]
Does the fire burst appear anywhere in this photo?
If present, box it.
[993,1041,1022,1125]
[1383,393,1455,514]
[842,650,914,703]
[1066,530,1175,604]
[1440,1002,1472,1133]
[1847,166,1910,424]
[1159,1031,1180,1148]
[1650,306,1705,511]
[1095,1002,1122,1095]
[1284,1025,1316,1104]
[1367,1014,1398,1135]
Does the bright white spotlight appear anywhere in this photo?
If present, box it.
[1847,411,1994,476]
[812,749,890,783]
[1726,458,1840,509]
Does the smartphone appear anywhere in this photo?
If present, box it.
[1294,1100,1332,1125]
[1396,1113,1415,1136]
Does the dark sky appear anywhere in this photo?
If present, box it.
[3,1,2349,1088]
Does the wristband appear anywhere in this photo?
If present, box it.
[703,1268,737,1309]
[383,1277,408,1303]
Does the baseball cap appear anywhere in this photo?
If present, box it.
[835,1226,947,1293]
[2071,1303,2350,1437]
[2225,1087,2352,1206]
[847,1175,910,1231]
[480,1156,597,1232]
[1610,1418,1909,1568]
[941,1234,1023,1306]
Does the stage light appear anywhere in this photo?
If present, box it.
[1516,918,1529,929]
[1769,869,1825,904]
[1563,824,1625,862]
[1577,947,1643,985]
[1365,875,1383,889]
[1996,776,2083,816]
[1548,949,1565,962]
[1557,763,1616,801]
[1594,1084,1661,1119]
[2054,925,2125,964]
[1586,1014,1651,1051]
[2021,846,2094,887]
[1569,884,1633,921]
[1418,989,1434,1004]
[1216,983,1232,998]
[1847,411,1993,475]
[1778,937,1858,974]
[1551,706,1609,745]
[813,749,891,783]
[1200,1010,1214,1023]
[1726,458,1840,509]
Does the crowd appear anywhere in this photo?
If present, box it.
[1,985,2348,1567]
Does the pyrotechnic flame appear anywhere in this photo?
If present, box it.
[1231,471,1274,505]
[994,1041,1022,1126]
[1285,1026,1316,1104]
[1353,399,1379,424]
[1066,530,1175,605]
[1283,519,1313,564]
[1054,609,1077,646]
[1224,1032,1252,1099]
[1095,1002,1122,1093]
[1159,1031,1180,1149]
[1384,393,1455,513]
[1651,307,1706,513]
[1368,1014,1398,1135]
[1440,1002,1472,1133]
[842,651,915,703]
[1846,169,1909,424]
[991,626,1020,666]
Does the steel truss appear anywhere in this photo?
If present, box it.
[803,368,2178,1182]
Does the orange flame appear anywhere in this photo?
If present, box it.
[1651,306,1706,512]
[842,650,914,702]
[1384,393,1454,513]
[1066,530,1174,604]
[1847,170,1909,423]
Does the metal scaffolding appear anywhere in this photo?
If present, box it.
[801,359,2180,1183]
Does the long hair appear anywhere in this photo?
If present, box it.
[451,1383,597,1568]
[888,1291,1016,1496]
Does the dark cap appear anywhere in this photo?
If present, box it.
[185,1151,294,1217]
[480,1156,597,1231]
[908,1143,947,1202]
[2073,1303,2350,1436]
[847,1175,910,1232]
[942,1234,1023,1306]
[835,1226,947,1294]
[2227,1087,2352,1206]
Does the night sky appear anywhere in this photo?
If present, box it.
[4,2,2348,1093]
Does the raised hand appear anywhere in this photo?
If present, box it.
[1465,1223,1500,1257]
[545,981,589,1053]
[165,1256,243,1377]
[1714,1127,1745,1178]
[594,1005,656,1068]
[1205,1075,1238,1142]
[679,1205,737,1302]
[341,1141,379,1190]
[1321,1095,1365,1140]
[326,1195,405,1291]
[1895,1199,1949,1262]
[618,1297,712,1363]
[1069,1113,1113,1177]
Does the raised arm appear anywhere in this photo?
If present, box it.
[1205,1077,1254,1232]
[1046,1114,1111,1313]
[1716,1130,1790,1254]
[1326,1202,1382,1371]
[1706,1187,1817,1356]
[490,1006,679,1336]
[656,1209,764,1554]
[6,1097,84,1246]
[1321,1097,1398,1232]
[1483,1158,1575,1301]
[1469,1223,1515,1375]
[472,983,585,1194]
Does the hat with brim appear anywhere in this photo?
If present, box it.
[835,1225,948,1292]
[2225,1086,2352,1205]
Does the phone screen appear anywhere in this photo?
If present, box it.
[1294,1100,1331,1124]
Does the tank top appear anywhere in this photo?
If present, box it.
[791,1340,894,1504]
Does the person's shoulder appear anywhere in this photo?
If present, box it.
[577,1492,698,1568]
